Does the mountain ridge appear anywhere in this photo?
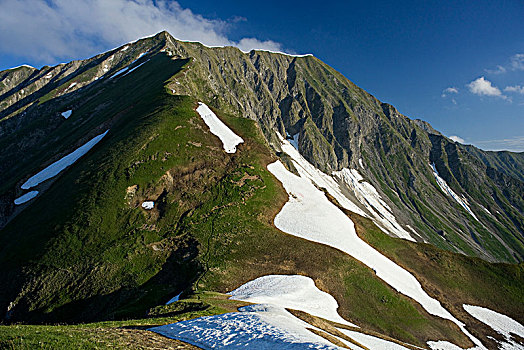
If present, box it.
[0,30,522,349]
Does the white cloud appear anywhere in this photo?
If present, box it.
[0,0,284,65]
[467,77,506,98]
[484,65,506,74]
[449,135,465,143]
[474,136,524,152]
[441,87,458,98]
[510,54,524,71]
[504,85,524,94]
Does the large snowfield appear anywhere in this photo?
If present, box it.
[196,102,244,153]
[279,134,415,241]
[150,304,343,349]
[21,130,109,190]
[229,274,355,327]
[149,132,499,349]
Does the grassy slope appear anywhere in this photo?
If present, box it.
[0,292,237,349]
[0,71,470,346]
[0,47,521,349]
[345,210,524,348]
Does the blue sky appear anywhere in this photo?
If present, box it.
[1,0,523,151]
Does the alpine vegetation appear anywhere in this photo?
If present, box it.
[0,31,522,350]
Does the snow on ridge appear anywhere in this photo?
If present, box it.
[6,64,34,70]
[14,191,39,205]
[196,102,244,153]
[247,49,314,57]
[229,274,355,327]
[150,304,342,349]
[21,130,109,190]
[267,159,485,348]
[333,168,416,241]
[431,163,479,221]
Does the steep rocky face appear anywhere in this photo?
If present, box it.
[158,32,523,262]
[1,31,522,263]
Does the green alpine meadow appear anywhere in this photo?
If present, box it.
[0,32,522,350]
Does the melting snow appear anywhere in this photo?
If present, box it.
[61,110,72,119]
[21,130,109,189]
[267,159,484,348]
[150,304,342,349]
[278,134,367,217]
[229,275,355,326]
[278,134,414,240]
[463,305,524,350]
[14,191,38,205]
[337,328,411,350]
[431,164,478,221]
[334,168,416,241]
[196,102,244,153]
[142,201,154,210]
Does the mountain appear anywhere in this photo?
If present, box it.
[0,31,522,349]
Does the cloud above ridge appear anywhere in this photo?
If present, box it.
[467,77,506,98]
[0,0,284,65]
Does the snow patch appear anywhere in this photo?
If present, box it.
[278,134,367,217]
[196,102,244,153]
[278,134,414,240]
[431,164,478,221]
[334,168,416,241]
[166,292,182,305]
[14,191,38,205]
[141,201,154,210]
[358,158,364,168]
[229,275,355,326]
[123,59,149,75]
[121,45,129,51]
[109,67,128,79]
[267,159,484,348]
[44,73,52,79]
[61,110,72,119]
[337,328,411,350]
[464,305,524,349]
[150,304,342,349]
[21,130,109,189]
[65,82,77,91]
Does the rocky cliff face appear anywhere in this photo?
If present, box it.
[1,31,523,263]
[158,32,523,262]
